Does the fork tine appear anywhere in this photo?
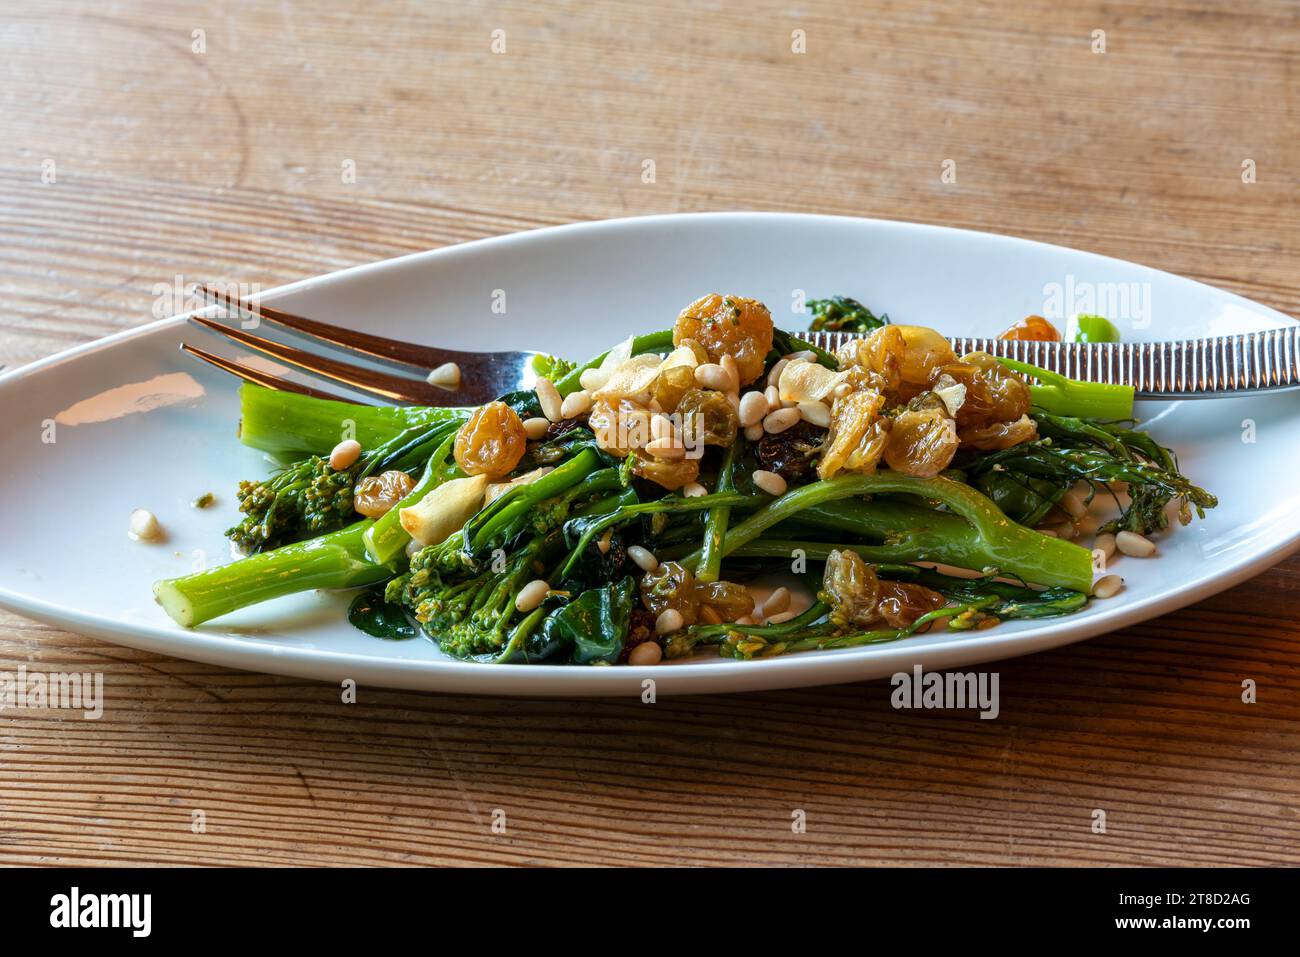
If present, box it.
[188,315,458,405]
[198,284,457,371]
[179,343,363,403]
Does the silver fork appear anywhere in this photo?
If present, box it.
[803,328,1300,398]
[182,285,540,405]
[182,285,1300,404]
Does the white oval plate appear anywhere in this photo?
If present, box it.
[2,213,1297,696]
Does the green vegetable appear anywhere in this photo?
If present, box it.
[509,578,637,664]
[238,383,458,456]
[386,533,557,659]
[531,352,577,382]
[677,473,1095,593]
[155,520,394,627]
[969,411,1217,535]
[1073,313,1121,343]
[557,491,760,580]
[696,438,740,583]
[999,357,1133,420]
[347,588,418,640]
[227,419,464,554]
[807,296,889,333]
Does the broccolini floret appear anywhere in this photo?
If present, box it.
[228,455,362,554]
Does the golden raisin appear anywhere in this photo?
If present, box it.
[876,581,947,628]
[453,401,527,477]
[649,364,696,413]
[884,407,959,478]
[588,398,654,456]
[894,325,957,395]
[697,580,755,621]
[939,352,1033,428]
[632,454,700,491]
[353,470,416,518]
[998,314,1060,342]
[676,388,739,448]
[818,389,888,480]
[673,294,774,386]
[959,414,1038,451]
[821,549,882,628]
[836,326,905,398]
[640,561,702,625]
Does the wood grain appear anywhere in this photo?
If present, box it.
[1,0,1298,866]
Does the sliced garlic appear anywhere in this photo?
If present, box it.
[398,474,489,546]
[484,466,555,505]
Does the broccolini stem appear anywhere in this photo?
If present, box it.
[696,439,741,583]
[462,449,602,551]
[238,383,462,456]
[665,600,832,658]
[677,473,1095,593]
[754,598,999,658]
[154,521,394,627]
[556,491,761,579]
[998,358,1134,420]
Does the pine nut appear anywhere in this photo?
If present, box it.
[682,481,707,497]
[1056,521,1078,540]
[743,423,764,442]
[515,579,551,613]
[1060,489,1089,520]
[726,391,740,413]
[535,377,563,421]
[645,437,686,459]
[763,407,801,434]
[784,349,816,362]
[627,545,659,572]
[628,641,663,665]
[650,413,676,441]
[523,416,551,440]
[694,363,732,391]
[752,469,788,496]
[1116,530,1156,557]
[426,361,461,390]
[765,610,798,624]
[329,439,361,470]
[734,615,755,627]
[797,400,830,428]
[738,391,768,427]
[1092,574,1124,598]
[1093,532,1117,559]
[699,604,722,625]
[1037,527,1058,538]
[655,609,684,634]
[560,389,593,418]
[579,367,611,392]
[764,384,781,410]
[127,508,163,542]
[767,358,789,390]
[761,586,791,617]
[831,382,853,400]
[720,354,740,392]
[597,528,613,555]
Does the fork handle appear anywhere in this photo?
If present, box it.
[802,327,1300,398]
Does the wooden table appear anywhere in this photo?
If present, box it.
[2,0,1297,867]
